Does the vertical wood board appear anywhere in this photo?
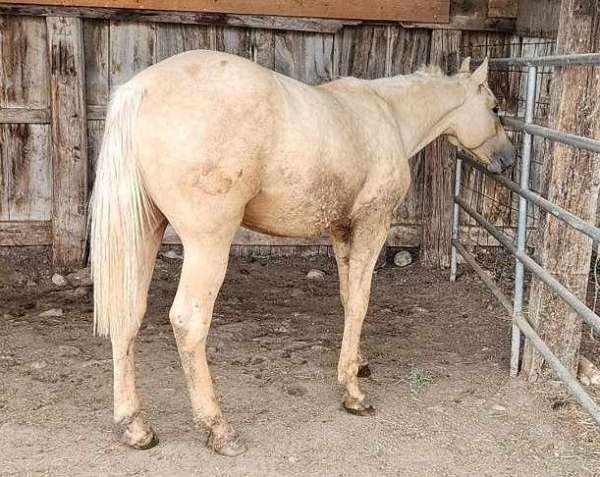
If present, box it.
[47,16,88,268]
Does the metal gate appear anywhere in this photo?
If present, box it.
[450,53,600,426]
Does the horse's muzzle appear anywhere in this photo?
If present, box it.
[487,143,516,174]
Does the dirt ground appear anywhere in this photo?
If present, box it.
[2,247,600,477]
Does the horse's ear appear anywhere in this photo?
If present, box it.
[471,57,488,85]
[459,57,471,73]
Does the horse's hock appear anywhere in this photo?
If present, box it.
[2,0,600,473]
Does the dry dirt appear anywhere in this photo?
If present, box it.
[2,247,600,476]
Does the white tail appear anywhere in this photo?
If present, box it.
[90,84,156,338]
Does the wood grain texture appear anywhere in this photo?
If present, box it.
[388,26,431,230]
[334,25,388,79]
[109,20,155,89]
[0,108,50,123]
[515,0,560,38]
[251,29,275,68]
[420,29,461,268]
[0,15,49,108]
[274,31,334,84]
[83,19,108,106]
[155,22,213,61]
[0,4,356,33]
[47,16,88,268]
[0,15,52,223]
[524,0,600,379]
[401,0,516,32]
[215,26,252,59]
[0,220,52,245]
[0,124,51,220]
[0,0,450,23]
[488,0,518,18]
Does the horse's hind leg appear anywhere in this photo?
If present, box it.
[112,220,167,449]
[169,226,245,456]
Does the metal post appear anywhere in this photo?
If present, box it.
[511,65,537,377]
[450,156,463,282]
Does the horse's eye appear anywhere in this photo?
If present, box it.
[492,106,499,114]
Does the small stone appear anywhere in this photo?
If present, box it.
[26,280,37,287]
[38,308,63,318]
[66,268,92,287]
[287,385,307,397]
[288,456,298,464]
[52,273,67,286]
[310,345,329,352]
[30,360,47,370]
[57,345,81,357]
[8,271,28,285]
[162,250,183,260]
[491,404,507,412]
[225,296,241,305]
[393,251,413,268]
[306,269,325,280]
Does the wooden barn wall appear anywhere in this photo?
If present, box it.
[1,13,537,259]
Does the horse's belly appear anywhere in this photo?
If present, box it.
[242,190,351,238]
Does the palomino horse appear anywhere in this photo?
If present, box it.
[90,51,515,456]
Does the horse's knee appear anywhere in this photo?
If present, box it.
[169,302,210,351]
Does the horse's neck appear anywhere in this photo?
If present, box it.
[374,76,466,158]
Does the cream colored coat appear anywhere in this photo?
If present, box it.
[90,50,515,456]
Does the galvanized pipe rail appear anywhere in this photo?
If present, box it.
[452,239,600,425]
[450,51,600,428]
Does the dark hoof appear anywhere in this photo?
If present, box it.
[342,402,376,417]
[357,364,372,378]
[134,431,159,450]
[208,432,248,457]
[216,438,248,457]
[122,427,159,450]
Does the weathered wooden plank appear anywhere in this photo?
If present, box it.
[47,16,88,269]
[1,0,451,23]
[0,108,50,123]
[274,31,334,84]
[515,0,560,39]
[420,29,461,268]
[86,119,103,193]
[334,26,388,79]
[400,0,516,33]
[251,29,275,68]
[0,129,7,219]
[388,26,431,232]
[83,19,108,197]
[109,21,155,89]
[0,220,52,245]
[0,4,357,33]
[0,15,49,109]
[83,19,109,106]
[388,26,431,74]
[0,124,51,220]
[488,0,518,18]
[215,26,252,59]
[155,22,213,62]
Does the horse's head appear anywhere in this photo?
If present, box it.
[446,57,516,173]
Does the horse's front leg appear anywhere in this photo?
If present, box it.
[331,230,371,378]
[336,214,390,415]
[169,234,247,457]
